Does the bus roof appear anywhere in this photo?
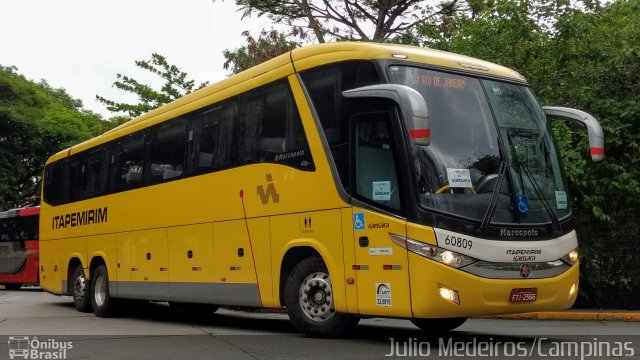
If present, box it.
[47,42,525,163]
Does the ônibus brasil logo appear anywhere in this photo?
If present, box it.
[8,336,72,360]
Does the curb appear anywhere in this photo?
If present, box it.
[479,311,640,322]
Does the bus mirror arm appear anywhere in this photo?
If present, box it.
[543,106,605,162]
[343,84,430,146]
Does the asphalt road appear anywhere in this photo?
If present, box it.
[0,288,638,359]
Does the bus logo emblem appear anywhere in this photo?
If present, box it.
[257,173,280,204]
[520,264,532,278]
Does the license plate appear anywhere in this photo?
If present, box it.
[510,288,537,303]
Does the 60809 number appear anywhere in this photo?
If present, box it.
[444,235,472,250]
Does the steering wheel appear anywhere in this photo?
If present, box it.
[475,174,500,193]
[435,184,477,195]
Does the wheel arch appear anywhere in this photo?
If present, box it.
[66,257,85,295]
[277,240,346,311]
[89,255,107,279]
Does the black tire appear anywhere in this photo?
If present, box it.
[411,317,468,332]
[2,283,22,290]
[71,265,92,312]
[285,256,359,338]
[90,264,118,317]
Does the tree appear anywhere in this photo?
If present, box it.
[96,53,209,118]
[231,0,464,43]
[0,66,111,210]
[223,29,300,74]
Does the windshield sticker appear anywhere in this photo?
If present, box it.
[516,195,530,215]
[375,283,392,307]
[446,168,472,188]
[555,191,568,209]
[372,181,391,201]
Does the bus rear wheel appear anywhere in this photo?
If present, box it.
[285,256,358,338]
[71,265,92,312]
[91,264,118,317]
[2,283,22,290]
[411,317,468,332]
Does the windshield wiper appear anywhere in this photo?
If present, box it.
[517,158,562,234]
[478,160,506,231]
[504,130,562,234]
[479,134,513,231]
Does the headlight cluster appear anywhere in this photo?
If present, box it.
[390,234,477,268]
[561,248,579,266]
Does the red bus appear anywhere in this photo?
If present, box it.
[0,207,39,290]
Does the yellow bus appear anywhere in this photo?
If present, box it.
[40,42,604,337]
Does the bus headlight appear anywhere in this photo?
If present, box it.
[390,234,477,268]
[561,249,579,266]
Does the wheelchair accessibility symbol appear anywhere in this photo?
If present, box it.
[516,195,530,215]
[353,212,365,231]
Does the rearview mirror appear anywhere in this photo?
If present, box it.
[343,84,430,146]
[543,106,605,162]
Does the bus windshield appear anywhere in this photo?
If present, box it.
[388,66,570,225]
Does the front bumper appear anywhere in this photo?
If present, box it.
[408,252,578,318]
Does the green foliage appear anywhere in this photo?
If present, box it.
[230,0,462,43]
[96,53,209,118]
[223,29,300,75]
[414,0,640,308]
[0,66,112,210]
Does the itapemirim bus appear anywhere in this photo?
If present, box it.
[40,42,604,337]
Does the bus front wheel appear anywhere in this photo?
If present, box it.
[71,265,92,312]
[90,264,117,317]
[285,256,358,338]
[411,317,468,332]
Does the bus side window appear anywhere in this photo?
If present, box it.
[43,160,69,205]
[238,92,264,164]
[352,112,402,212]
[147,118,187,183]
[111,133,145,192]
[237,81,314,169]
[192,101,237,173]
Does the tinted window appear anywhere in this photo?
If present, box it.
[84,149,108,198]
[0,216,38,242]
[300,61,380,187]
[300,61,380,146]
[112,133,145,192]
[148,119,187,183]
[353,112,402,211]
[237,81,313,170]
[43,160,68,205]
[42,79,314,206]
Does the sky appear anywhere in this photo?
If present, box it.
[0,0,275,118]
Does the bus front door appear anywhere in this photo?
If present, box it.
[350,111,411,317]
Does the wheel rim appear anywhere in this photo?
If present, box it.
[94,275,107,307]
[73,272,86,304]
[298,271,335,322]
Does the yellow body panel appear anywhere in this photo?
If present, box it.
[352,208,411,317]
[167,224,215,283]
[270,210,348,312]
